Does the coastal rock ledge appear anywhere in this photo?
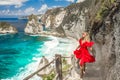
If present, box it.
[0,22,18,34]
[24,14,65,37]
[24,14,43,34]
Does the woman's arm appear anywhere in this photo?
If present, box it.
[76,45,80,50]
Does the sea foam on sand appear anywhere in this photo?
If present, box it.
[2,36,78,80]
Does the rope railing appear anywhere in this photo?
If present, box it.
[23,58,56,80]
[23,54,71,80]
[62,56,71,58]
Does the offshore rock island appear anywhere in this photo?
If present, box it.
[0,22,18,34]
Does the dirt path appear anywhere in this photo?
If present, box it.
[83,63,101,80]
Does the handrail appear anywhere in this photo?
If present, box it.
[62,56,71,58]
[23,54,71,80]
[23,58,56,80]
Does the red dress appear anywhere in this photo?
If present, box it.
[74,39,95,66]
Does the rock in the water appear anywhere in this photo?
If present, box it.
[0,22,18,34]
[24,14,43,34]
[37,56,53,76]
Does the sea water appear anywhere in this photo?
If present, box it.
[0,18,77,80]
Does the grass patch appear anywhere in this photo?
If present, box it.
[62,58,71,76]
[43,71,55,80]
[28,14,38,21]
[42,58,72,80]
[95,0,115,20]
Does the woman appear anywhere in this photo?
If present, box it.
[74,32,95,80]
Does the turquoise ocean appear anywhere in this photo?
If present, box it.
[0,18,76,80]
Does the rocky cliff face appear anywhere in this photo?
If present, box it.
[41,0,120,80]
[24,14,43,34]
[0,22,18,34]
[87,1,120,80]
[40,8,66,36]
[41,0,96,39]
[25,0,120,80]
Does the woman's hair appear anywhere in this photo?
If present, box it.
[82,32,90,42]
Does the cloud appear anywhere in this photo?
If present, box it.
[0,4,62,16]
[0,6,36,16]
[50,6,62,9]
[24,7,35,14]
[0,0,28,8]
[38,4,48,14]
[55,0,75,2]
[76,0,85,3]
[0,9,10,15]
[66,0,74,2]
[38,4,62,14]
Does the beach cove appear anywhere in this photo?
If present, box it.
[0,18,78,80]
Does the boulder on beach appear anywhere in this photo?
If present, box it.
[0,22,18,34]
[37,56,53,77]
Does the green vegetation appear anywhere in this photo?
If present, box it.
[0,22,11,29]
[95,5,108,20]
[95,0,115,20]
[28,14,38,21]
[42,58,71,80]
[51,8,62,15]
[110,0,115,3]
[62,58,71,76]
[43,71,55,80]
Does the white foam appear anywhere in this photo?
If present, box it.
[2,36,78,80]
[44,36,59,54]
[2,56,42,80]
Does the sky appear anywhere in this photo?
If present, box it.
[0,0,85,17]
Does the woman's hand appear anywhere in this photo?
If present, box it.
[89,47,92,51]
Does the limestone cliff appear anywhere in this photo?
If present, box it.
[40,8,66,36]
[0,22,18,34]
[41,1,92,39]
[24,0,120,80]
[41,0,120,80]
[87,1,120,80]
[24,14,43,34]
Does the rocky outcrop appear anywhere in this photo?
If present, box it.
[0,22,18,34]
[40,8,66,36]
[37,56,53,77]
[41,0,120,80]
[83,1,120,80]
[41,1,92,39]
[24,14,43,34]
[41,8,65,29]
[25,0,120,80]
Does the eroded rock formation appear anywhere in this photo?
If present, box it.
[0,22,18,34]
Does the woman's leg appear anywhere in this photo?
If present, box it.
[80,63,86,78]
[77,59,80,68]
[80,65,84,78]
[83,64,86,74]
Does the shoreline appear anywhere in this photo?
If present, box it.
[1,35,78,80]
[23,36,78,80]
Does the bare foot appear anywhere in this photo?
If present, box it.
[83,71,85,74]
[80,78,83,80]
